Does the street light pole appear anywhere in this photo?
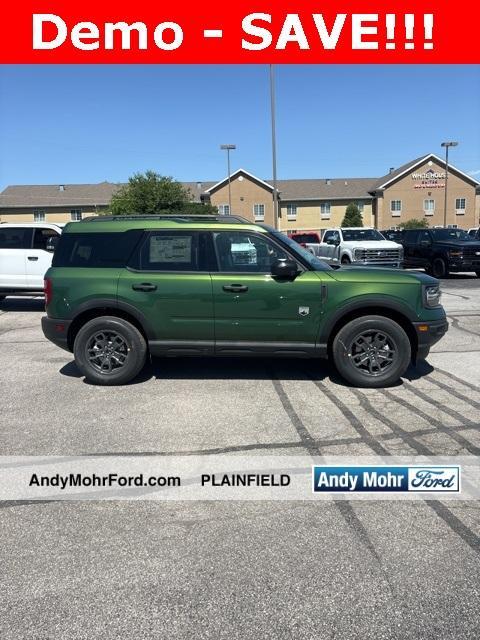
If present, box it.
[441,141,458,228]
[269,65,279,230]
[220,144,236,215]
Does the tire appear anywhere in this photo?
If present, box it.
[431,257,448,278]
[332,315,411,388]
[73,316,147,386]
[341,255,351,265]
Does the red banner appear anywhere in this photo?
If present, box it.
[0,1,478,63]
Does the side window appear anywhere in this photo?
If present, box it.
[138,231,199,272]
[404,230,418,244]
[213,232,289,273]
[419,231,431,244]
[0,227,32,249]
[332,231,340,243]
[33,228,60,251]
[323,231,333,243]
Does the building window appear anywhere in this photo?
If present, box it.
[253,204,265,221]
[320,202,331,219]
[218,204,230,216]
[455,198,466,214]
[356,202,365,213]
[286,204,297,221]
[423,199,435,215]
[33,209,45,222]
[390,200,402,216]
[70,209,82,221]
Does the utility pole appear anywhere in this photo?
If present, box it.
[441,141,458,227]
[269,65,279,229]
[220,144,236,214]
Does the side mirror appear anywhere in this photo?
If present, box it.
[46,236,59,252]
[271,258,298,278]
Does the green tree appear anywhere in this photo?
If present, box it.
[399,218,429,229]
[341,203,363,227]
[108,171,217,215]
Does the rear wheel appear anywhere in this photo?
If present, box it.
[431,257,448,278]
[73,316,147,386]
[332,315,411,388]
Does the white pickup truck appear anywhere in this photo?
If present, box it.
[317,227,403,268]
[0,223,62,300]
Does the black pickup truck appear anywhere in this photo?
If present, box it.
[401,228,480,278]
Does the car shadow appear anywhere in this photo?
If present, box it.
[0,297,45,312]
[59,355,433,388]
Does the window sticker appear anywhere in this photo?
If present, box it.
[149,235,192,263]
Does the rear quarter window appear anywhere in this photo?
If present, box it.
[52,231,143,267]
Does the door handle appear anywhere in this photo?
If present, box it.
[132,283,157,292]
[27,256,39,261]
[223,284,248,293]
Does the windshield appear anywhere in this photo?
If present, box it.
[273,232,332,271]
[342,229,385,241]
[430,229,473,242]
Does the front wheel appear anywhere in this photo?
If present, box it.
[332,315,411,388]
[430,258,448,278]
[73,316,147,385]
[341,255,351,265]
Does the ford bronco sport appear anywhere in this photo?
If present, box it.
[41,215,447,387]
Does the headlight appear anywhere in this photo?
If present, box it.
[423,284,441,308]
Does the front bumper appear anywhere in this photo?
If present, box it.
[352,260,403,269]
[413,318,448,360]
[41,316,72,352]
[448,259,480,272]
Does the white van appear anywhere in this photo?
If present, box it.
[0,223,62,299]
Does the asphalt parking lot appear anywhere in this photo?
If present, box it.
[1,274,480,639]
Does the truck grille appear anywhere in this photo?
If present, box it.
[463,247,480,258]
[354,249,402,263]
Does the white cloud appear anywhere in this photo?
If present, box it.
[468,169,480,176]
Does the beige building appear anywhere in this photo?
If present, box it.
[1,154,478,232]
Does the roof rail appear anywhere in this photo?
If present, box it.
[81,214,252,224]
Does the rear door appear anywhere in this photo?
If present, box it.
[210,230,325,354]
[118,229,215,355]
[319,230,336,263]
[0,227,32,289]
[402,230,420,266]
[26,227,61,288]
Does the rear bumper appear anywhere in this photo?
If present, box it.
[41,316,72,352]
[413,318,448,359]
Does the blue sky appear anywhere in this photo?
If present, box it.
[1,64,479,189]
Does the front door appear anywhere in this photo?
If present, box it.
[118,230,215,355]
[26,227,60,288]
[210,230,325,355]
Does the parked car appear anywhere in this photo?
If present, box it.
[0,223,62,300]
[288,231,322,256]
[401,228,480,277]
[42,215,447,388]
[381,229,404,243]
[316,227,403,268]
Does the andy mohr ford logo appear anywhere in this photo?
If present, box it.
[312,466,460,493]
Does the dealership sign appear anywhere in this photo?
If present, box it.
[412,167,446,188]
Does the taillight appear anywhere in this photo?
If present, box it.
[44,277,53,306]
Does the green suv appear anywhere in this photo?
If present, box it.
[42,215,447,387]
